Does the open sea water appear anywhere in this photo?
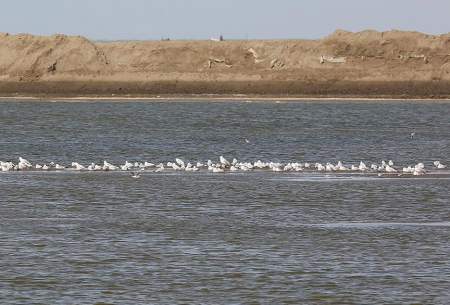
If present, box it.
[1,100,450,305]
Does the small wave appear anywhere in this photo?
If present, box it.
[306,222,450,229]
[271,175,378,182]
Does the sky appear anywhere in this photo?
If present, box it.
[1,0,450,40]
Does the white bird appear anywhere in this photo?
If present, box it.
[121,161,134,171]
[175,158,185,168]
[1,161,15,171]
[244,138,250,144]
[325,163,336,172]
[71,162,85,171]
[88,163,102,171]
[154,164,164,172]
[294,165,303,172]
[413,163,426,175]
[144,162,155,168]
[185,163,198,172]
[385,165,397,173]
[336,161,348,171]
[359,161,368,171]
[284,164,293,171]
[19,157,31,165]
[131,172,141,179]
[316,163,325,171]
[171,163,182,170]
[254,160,265,169]
[55,164,65,170]
[18,162,31,170]
[434,161,447,169]
[219,156,230,167]
[103,161,118,171]
[18,157,32,170]
[413,169,425,176]
[415,163,425,170]
[402,166,414,174]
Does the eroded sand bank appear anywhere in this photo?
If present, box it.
[1,30,450,98]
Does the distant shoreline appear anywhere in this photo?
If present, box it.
[1,80,450,101]
[2,95,450,102]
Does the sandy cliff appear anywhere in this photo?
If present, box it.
[1,30,450,97]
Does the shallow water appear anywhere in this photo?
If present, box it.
[1,100,450,304]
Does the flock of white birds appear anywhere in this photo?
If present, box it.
[0,157,447,177]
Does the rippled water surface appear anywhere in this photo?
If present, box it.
[1,100,450,304]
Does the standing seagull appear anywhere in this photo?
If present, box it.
[410,132,416,139]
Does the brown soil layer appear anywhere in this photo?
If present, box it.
[1,81,450,99]
[1,30,450,98]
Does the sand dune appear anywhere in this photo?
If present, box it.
[1,30,450,98]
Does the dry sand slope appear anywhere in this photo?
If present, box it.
[1,30,450,98]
